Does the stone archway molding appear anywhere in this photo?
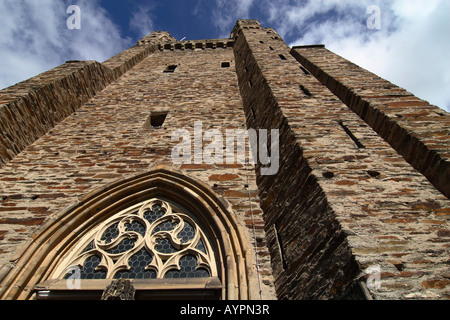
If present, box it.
[0,166,257,300]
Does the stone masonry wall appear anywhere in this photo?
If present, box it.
[0,19,448,300]
[0,36,276,299]
[0,34,165,169]
[291,46,450,199]
[0,61,113,168]
[232,20,449,300]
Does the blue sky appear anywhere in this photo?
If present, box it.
[0,0,449,111]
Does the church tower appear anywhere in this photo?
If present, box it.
[0,19,448,300]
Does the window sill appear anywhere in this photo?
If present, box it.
[34,277,223,300]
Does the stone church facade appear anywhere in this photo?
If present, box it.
[0,19,448,300]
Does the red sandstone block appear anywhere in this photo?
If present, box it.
[93,173,123,179]
[209,174,240,181]
[180,164,214,170]
[376,236,400,240]
[224,190,256,198]
[411,200,441,211]
[0,207,28,212]
[0,177,26,182]
[383,218,418,224]
[215,163,244,169]
[437,229,450,237]
[335,180,358,186]
[399,271,424,278]
[0,217,45,226]
[421,219,446,225]
[28,207,51,215]
[435,208,450,216]
[401,111,432,117]
[245,209,262,216]
[421,279,450,290]
[387,100,429,107]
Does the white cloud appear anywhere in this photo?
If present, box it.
[129,3,156,38]
[212,0,255,37]
[1,0,448,113]
[0,0,132,90]
[263,0,449,112]
[381,0,450,111]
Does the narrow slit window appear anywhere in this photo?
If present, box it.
[163,65,178,73]
[269,46,274,51]
[279,54,287,60]
[300,85,312,96]
[338,121,366,149]
[251,107,256,120]
[221,62,230,68]
[274,224,288,270]
[300,66,310,75]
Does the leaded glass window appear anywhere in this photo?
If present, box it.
[60,199,217,281]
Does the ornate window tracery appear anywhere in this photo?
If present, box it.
[1,169,256,300]
[58,199,217,281]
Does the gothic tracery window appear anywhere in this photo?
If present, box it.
[59,199,218,282]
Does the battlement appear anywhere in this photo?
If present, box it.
[231,19,262,38]
[157,39,234,51]
[137,31,177,45]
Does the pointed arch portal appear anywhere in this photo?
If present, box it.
[0,168,257,300]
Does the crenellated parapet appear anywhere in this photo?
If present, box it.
[138,31,177,45]
[157,39,234,51]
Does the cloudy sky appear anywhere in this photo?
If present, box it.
[0,0,449,111]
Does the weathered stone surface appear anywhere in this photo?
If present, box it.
[0,30,276,300]
[232,19,449,300]
[0,19,448,301]
[0,61,113,167]
[291,46,450,199]
[0,34,165,169]
[101,280,135,300]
